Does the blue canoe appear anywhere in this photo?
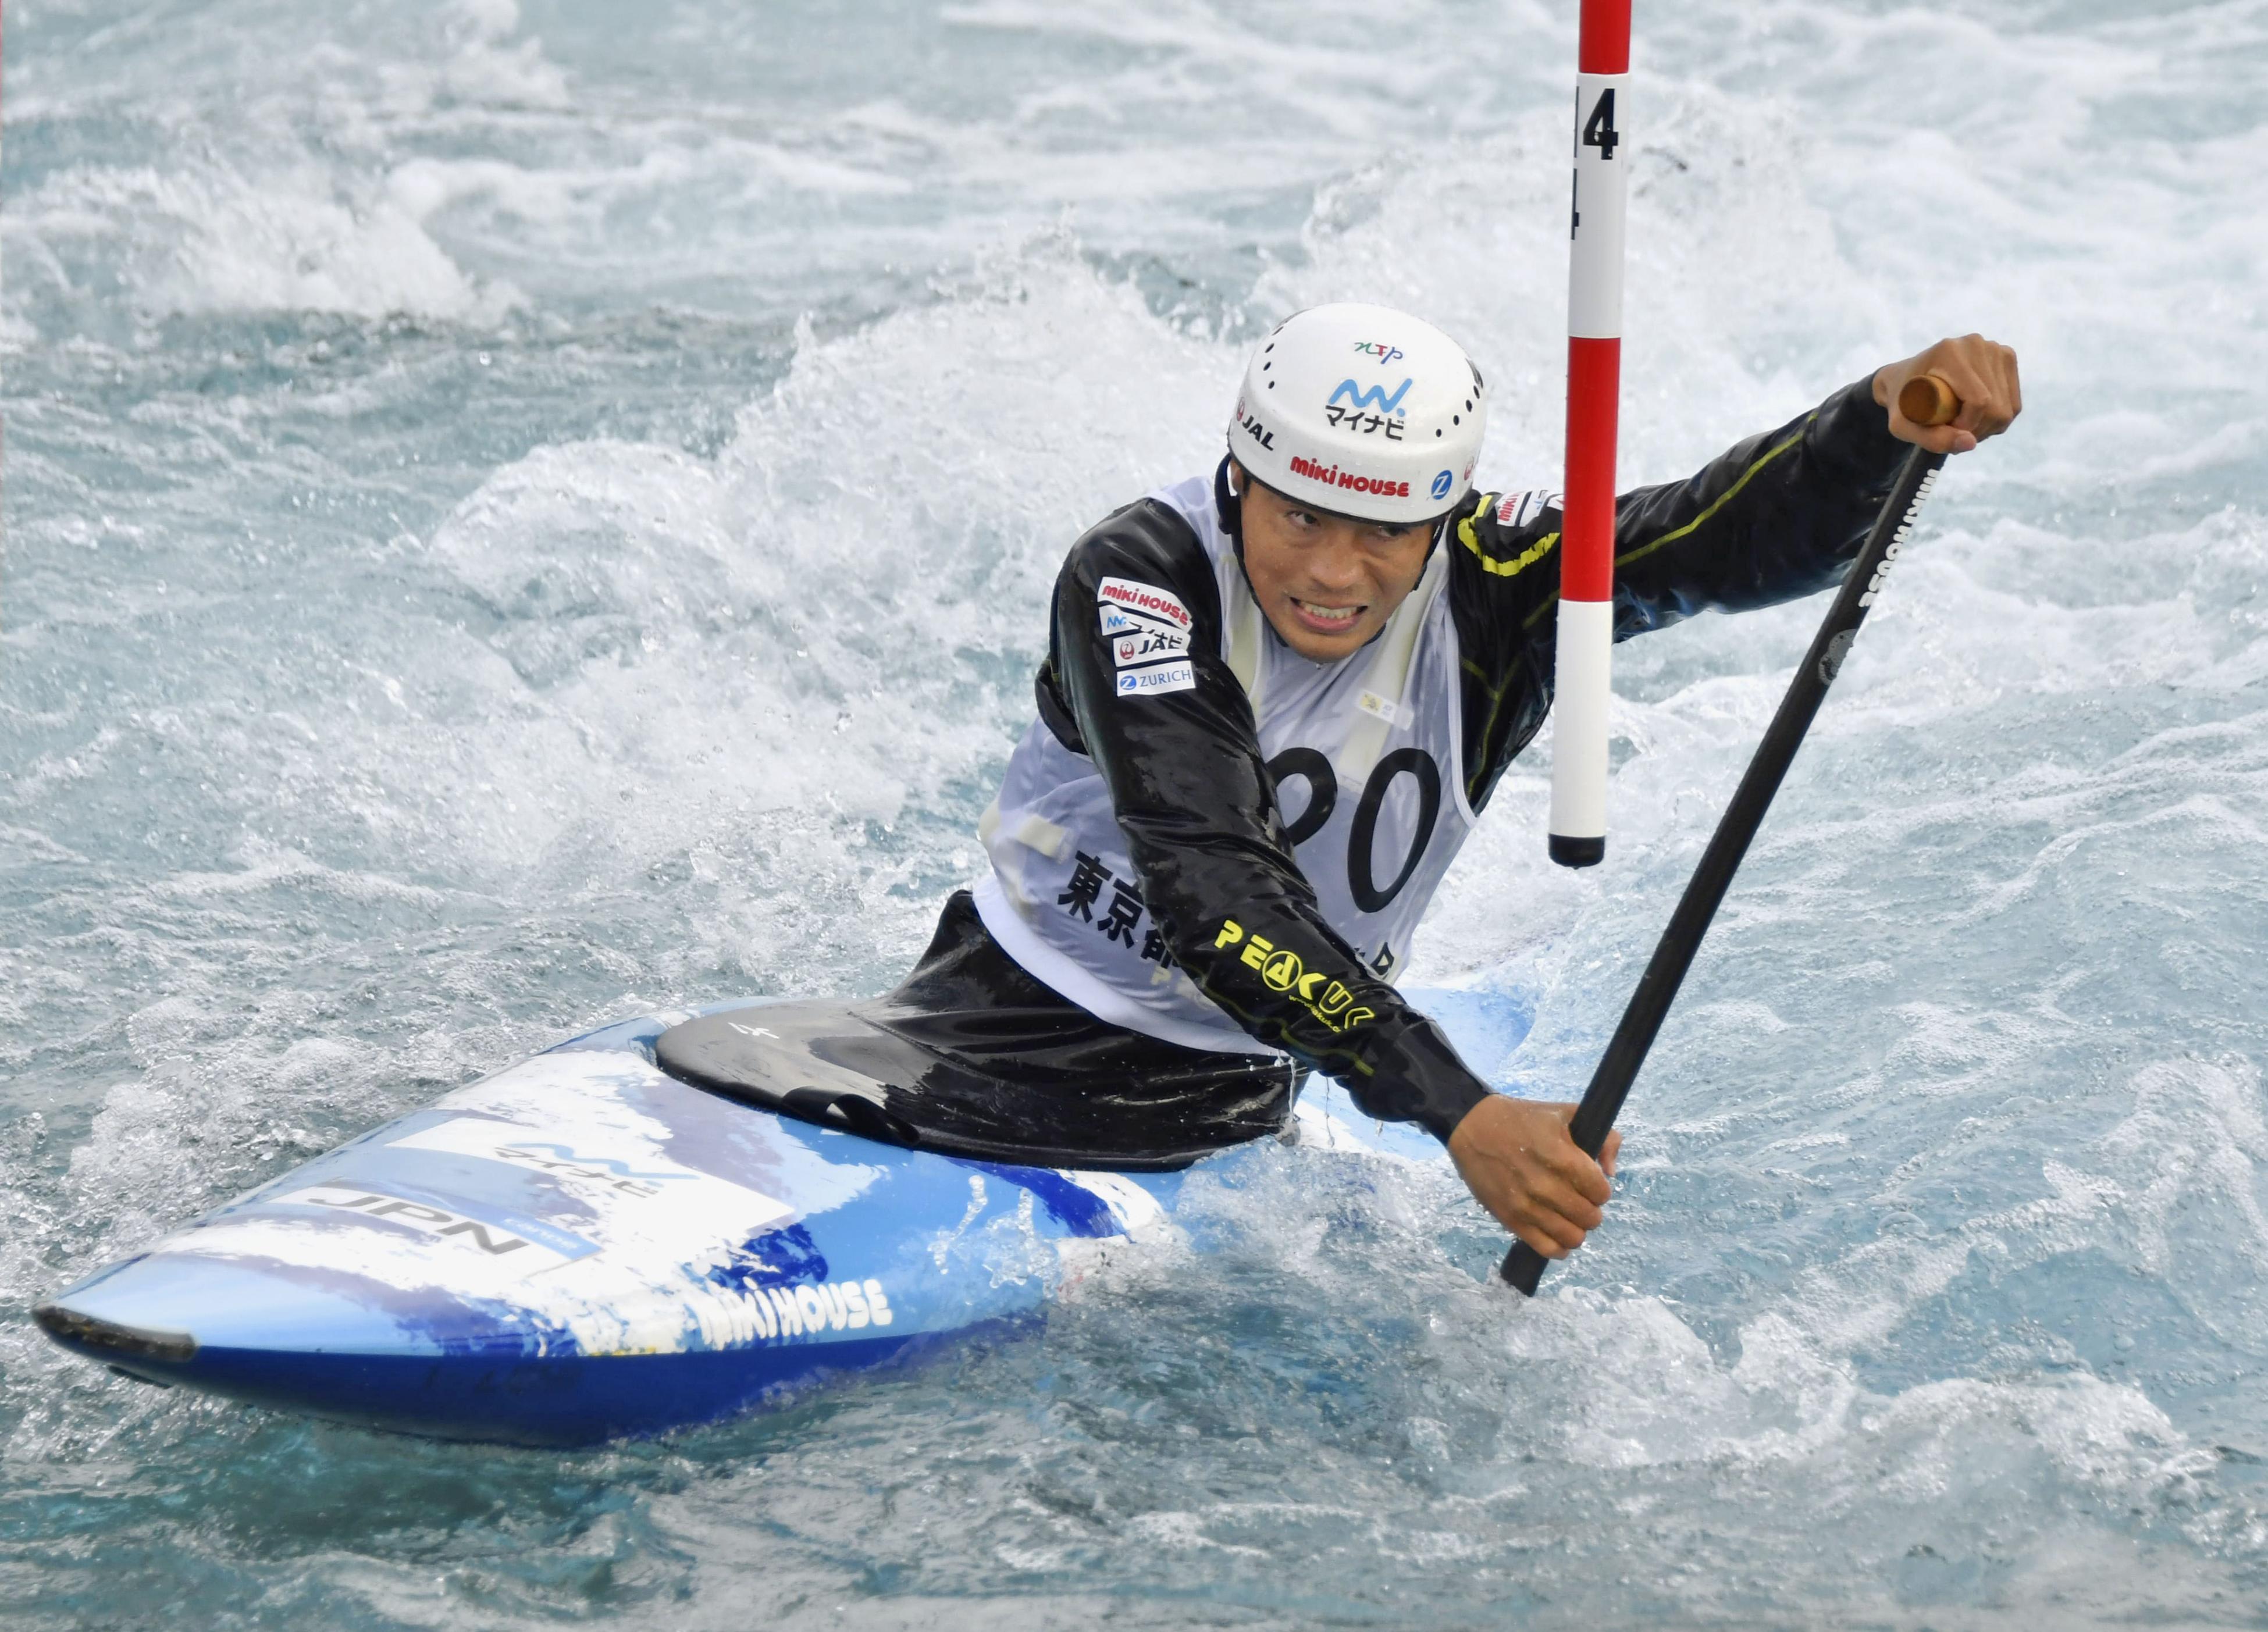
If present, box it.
[33,1000,1485,1445]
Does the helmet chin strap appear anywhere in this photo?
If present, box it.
[1215,453,1248,562]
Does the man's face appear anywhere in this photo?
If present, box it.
[1233,462,1438,662]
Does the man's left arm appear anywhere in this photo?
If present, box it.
[1439,336,2021,1259]
[1613,335,2024,632]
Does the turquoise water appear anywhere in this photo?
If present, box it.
[6,0,2268,1625]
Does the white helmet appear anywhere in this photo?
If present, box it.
[1226,302,1488,525]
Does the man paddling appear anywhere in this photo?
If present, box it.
[877,304,2019,1264]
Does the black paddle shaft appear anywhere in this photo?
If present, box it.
[1501,443,1948,1294]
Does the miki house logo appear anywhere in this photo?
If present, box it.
[1328,377,1413,416]
[1352,341,1405,365]
[1288,454,1411,500]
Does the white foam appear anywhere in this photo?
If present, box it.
[400,243,1238,990]
[8,158,520,323]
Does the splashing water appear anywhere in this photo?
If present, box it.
[5,0,2268,1625]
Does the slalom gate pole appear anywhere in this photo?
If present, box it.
[1502,376,1963,1294]
[1547,0,1631,870]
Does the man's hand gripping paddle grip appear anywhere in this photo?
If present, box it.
[1501,376,1961,1295]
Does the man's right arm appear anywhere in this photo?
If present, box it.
[1039,498,1492,1144]
[1041,496,1621,1259]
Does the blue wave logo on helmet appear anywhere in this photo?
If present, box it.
[1327,377,1413,415]
[1430,469,1454,501]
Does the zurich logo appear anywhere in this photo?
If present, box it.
[1327,376,1414,415]
[1430,469,1454,501]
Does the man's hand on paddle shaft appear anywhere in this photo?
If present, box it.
[1874,334,2023,456]
[1447,1095,1622,1260]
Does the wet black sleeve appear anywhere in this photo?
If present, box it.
[1039,499,1491,1143]
[1448,376,1910,811]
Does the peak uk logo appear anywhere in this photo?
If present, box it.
[1352,341,1404,365]
[1327,376,1413,416]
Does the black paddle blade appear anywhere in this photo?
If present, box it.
[1501,1241,1548,1296]
[1496,444,1947,1299]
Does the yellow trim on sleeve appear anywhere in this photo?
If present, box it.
[1457,491,1560,579]
[1608,420,1812,575]
[1519,414,1817,630]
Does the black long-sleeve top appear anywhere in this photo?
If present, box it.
[1032,376,1910,1140]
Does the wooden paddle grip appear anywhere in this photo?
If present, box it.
[1897,372,1960,428]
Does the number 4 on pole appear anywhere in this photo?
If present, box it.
[1583,88,1620,161]
[1548,0,1632,871]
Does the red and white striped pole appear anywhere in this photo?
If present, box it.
[1548,0,1630,870]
